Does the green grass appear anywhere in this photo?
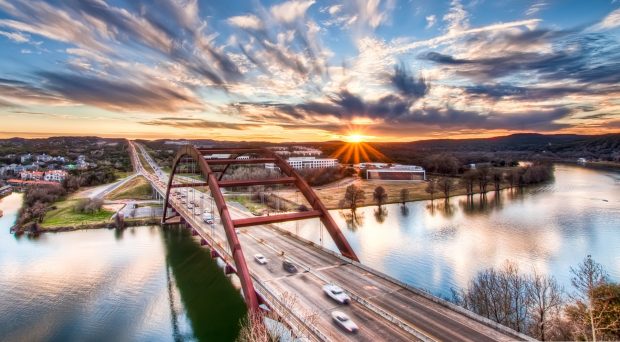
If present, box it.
[227,195,267,215]
[106,176,152,200]
[114,171,133,179]
[41,199,114,228]
[137,151,155,174]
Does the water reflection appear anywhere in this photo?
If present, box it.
[373,206,388,223]
[0,193,244,341]
[339,210,365,231]
[282,164,620,297]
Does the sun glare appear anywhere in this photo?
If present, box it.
[346,134,365,143]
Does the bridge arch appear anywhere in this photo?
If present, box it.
[163,145,358,312]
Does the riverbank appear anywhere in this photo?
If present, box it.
[27,217,161,233]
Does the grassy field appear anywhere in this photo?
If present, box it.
[114,171,133,179]
[279,177,515,209]
[137,150,155,174]
[41,199,114,228]
[105,176,153,200]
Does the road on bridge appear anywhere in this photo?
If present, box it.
[129,141,529,342]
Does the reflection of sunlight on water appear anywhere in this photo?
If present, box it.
[313,164,620,297]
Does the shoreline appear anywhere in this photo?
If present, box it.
[12,217,160,235]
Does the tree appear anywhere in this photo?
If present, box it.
[373,186,387,207]
[437,177,454,199]
[491,169,503,192]
[461,170,478,195]
[567,255,615,342]
[477,166,491,193]
[341,184,366,212]
[527,271,564,341]
[400,188,410,205]
[425,179,437,201]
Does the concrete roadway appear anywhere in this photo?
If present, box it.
[170,189,416,342]
[131,142,527,342]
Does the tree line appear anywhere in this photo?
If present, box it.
[425,163,554,200]
[451,255,620,341]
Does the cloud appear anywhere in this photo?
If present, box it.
[270,0,315,24]
[227,15,264,30]
[142,118,258,130]
[525,1,548,16]
[0,77,65,106]
[591,8,620,30]
[37,71,201,112]
[0,30,29,42]
[443,0,469,34]
[420,31,620,85]
[425,15,436,29]
[390,64,430,98]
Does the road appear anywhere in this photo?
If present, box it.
[130,141,530,342]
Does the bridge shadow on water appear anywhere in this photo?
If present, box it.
[162,226,247,342]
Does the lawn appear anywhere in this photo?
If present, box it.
[41,199,114,228]
[137,151,155,174]
[105,176,152,200]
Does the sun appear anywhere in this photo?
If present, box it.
[345,134,365,143]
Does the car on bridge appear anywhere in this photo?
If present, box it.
[331,311,358,333]
[323,284,351,304]
[282,259,298,273]
[202,213,214,224]
[254,254,268,265]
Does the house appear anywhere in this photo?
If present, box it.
[266,157,338,170]
[36,154,53,163]
[20,153,32,163]
[20,170,45,181]
[577,158,587,164]
[365,164,426,181]
[44,170,68,183]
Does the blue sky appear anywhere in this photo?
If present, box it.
[0,0,619,141]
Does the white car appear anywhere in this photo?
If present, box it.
[202,214,214,224]
[323,284,351,304]
[254,254,268,265]
[331,311,358,333]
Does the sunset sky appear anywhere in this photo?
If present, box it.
[0,0,619,141]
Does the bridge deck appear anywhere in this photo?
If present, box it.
[130,141,530,342]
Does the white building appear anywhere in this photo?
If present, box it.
[20,154,32,163]
[204,154,231,159]
[291,146,322,156]
[44,170,68,182]
[266,157,338,170]
[365,164,426,181]
[20,171,45,180]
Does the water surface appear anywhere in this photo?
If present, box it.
[284,164,620,296]
[0,193,245,341]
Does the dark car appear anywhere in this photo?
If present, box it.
[282,259,298,273]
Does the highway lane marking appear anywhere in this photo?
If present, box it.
[134,145,504,342]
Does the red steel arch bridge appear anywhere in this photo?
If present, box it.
[129,141,533,342]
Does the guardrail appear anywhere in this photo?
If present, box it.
[171,204,329,342]
[266,222,535,342]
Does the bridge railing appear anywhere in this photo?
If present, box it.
[252,278,332,342]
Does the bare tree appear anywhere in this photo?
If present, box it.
[477,166,491,193]
[461,170,478,195]
[527,271,564,341]
[341,184,366,212]
[373,186,387,207]
[237,311,275,342]
[567,255,616,342]
[491,169,503,192]
[437,177,455,199]
[400,188,410,205]
[425,179,437,201]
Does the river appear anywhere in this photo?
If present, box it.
[284,164,620,297]
[0,193,246,341]
[1,164,618,339]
